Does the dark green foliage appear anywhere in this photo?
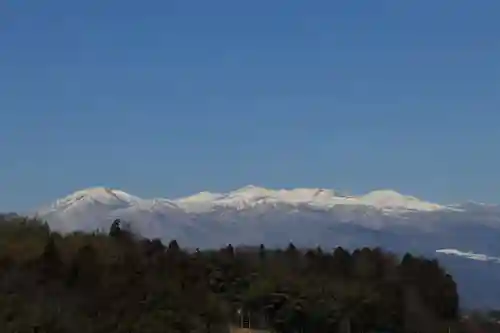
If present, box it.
[167,239,180,253]
[0,214,462,333]
[109,219,122,238]
[259,244,266,261]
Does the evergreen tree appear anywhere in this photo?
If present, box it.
[167,239,180,252]
[40,235,62,280]
[259,244,266,260]
[109,219,122,238]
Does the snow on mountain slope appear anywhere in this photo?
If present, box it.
[33,184,457,240]
[436,249,500,263]
[358,190,444,212]
[33,185,451,234]
[39,187,181,214]
[173,185,448,213]
[36,187,182,233]
[39,187,141,214]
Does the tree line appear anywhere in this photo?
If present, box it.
[0,214,462,333]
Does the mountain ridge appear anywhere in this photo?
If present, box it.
[39,185,460,216]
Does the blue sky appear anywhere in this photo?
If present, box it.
[1,0,499,211]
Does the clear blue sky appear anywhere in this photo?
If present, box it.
[1,0,499,211]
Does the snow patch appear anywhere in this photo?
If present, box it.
[436,249,500,263]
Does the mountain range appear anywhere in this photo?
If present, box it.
[34,185,500,309]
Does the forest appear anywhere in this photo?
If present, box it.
[0,214,463,333]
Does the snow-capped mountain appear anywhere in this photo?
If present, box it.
[36,187,192,240]
[40,185,451,214]
[33,185,500,308]
[173,185,448,213]
[34,185,497,239]
[36,185,454,233]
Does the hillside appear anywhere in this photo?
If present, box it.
[0,214,460,333]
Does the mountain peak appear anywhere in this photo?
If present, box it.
[171,186,446,213]
[360,189,440,211]
[66,187,137,201]
[37,185,451,217]
[235,185,266,191]
[41,187,141,214]
[231,185,275,197]
[74,187,119,197]
[365,189,405,197]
